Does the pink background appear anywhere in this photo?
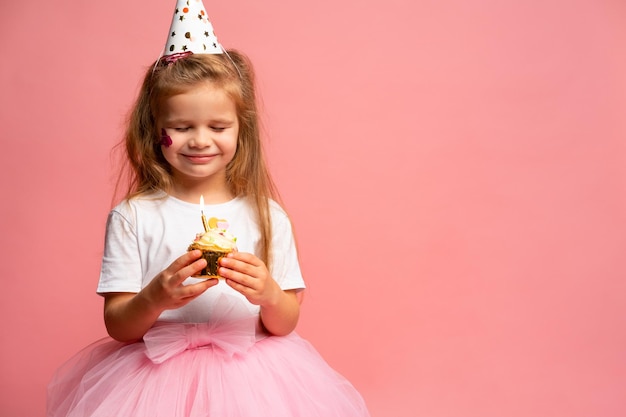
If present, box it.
[1,1,625,416]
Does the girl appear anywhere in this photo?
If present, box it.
[47,2,370,416]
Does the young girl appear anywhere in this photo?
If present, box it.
[47,2,370,416]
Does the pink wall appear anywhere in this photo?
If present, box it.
[1,1,625,416]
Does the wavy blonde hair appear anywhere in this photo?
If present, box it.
[115,51,279,267]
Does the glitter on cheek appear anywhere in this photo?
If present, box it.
[160,128,173,147]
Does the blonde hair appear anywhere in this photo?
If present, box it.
[115,51,279,267]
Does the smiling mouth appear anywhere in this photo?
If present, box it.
[183,154,217,163]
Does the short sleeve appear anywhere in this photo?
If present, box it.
[97,206,143,294]
[270,205,306,291]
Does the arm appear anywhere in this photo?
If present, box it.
[103,250,217,342]
[259,289,300,336]
[219,252,301,336]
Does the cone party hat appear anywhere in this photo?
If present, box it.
[162,0,222,57]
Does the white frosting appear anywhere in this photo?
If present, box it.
[193,227,237,251]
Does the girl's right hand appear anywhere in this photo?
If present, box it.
[143,250,218,311]
[104,250,217,342]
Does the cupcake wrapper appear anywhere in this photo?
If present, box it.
[196,250,230,278]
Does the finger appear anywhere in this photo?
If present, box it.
[169,256,207,287]
[225,251,263,266]
[172,258,207,285]
[220,256,259,278]
[168,250,203,272]
[218,265,253,287]
[180,278,219,299]
[225,276,251,296]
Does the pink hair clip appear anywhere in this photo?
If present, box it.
[160,51,193,66]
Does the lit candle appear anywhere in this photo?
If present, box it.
[200,195,209,232]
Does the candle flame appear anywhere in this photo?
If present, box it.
[200,195,205,212]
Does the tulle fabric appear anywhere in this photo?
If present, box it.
[47,298,370,416]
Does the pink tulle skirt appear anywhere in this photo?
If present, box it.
[47,321,370,417]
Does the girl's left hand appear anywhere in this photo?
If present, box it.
[219,252,281,307]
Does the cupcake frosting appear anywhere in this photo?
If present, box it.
[191,219,237,251]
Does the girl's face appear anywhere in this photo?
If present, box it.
[158,81,239,190]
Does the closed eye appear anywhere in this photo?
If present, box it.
[174,127,190,132]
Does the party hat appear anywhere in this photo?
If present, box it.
[162,0,222,58]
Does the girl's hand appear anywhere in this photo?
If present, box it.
[218,252,282,307]
[104,250,218,342]
[219,252,301,336]
[142,250,218,311]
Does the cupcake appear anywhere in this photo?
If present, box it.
[188,217,237,278]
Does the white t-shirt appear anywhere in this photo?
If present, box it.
[97,193,305,322]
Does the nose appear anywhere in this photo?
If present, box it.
[189,127,213,148]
